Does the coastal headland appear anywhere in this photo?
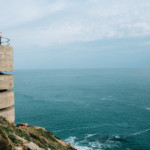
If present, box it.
[0,45,76,150]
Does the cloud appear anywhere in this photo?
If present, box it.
[1,0,150,48]
[0,0,66,29]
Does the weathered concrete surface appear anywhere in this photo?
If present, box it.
[0,106,15,122]
[0,74,14,90]
[0,45,13,71]
[0,90,14,109]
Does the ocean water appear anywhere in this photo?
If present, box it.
[14,69,150,150]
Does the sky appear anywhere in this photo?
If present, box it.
[0,0,150,69]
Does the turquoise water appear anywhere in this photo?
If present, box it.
[14,69,150,150]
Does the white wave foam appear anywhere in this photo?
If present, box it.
[65,137,93,150]
[65,136,119,150]
[114,135,120,139]
[85,134,96,138]
[65,137,76,145]
[145,107,150,111]
[128,129,150,137]
[89,142,103,149]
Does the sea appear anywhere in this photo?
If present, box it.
[14,69,150,150]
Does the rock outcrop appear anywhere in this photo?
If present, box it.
[0,116,76,150]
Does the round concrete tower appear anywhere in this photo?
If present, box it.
[0,33,15,122]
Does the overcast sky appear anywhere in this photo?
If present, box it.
[1,0,150,69]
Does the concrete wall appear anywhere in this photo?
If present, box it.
[0,106,15,123]
[0,45,14,122]
[0,90,14,109]
[0,45,13,71]
[0,74,14,90]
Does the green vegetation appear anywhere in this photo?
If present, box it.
[0,116,76,150]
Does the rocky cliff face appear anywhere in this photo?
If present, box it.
[0,116,76,150]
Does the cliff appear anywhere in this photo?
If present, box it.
[0,116,76,150]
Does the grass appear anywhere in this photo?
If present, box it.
[0,116,76,150]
